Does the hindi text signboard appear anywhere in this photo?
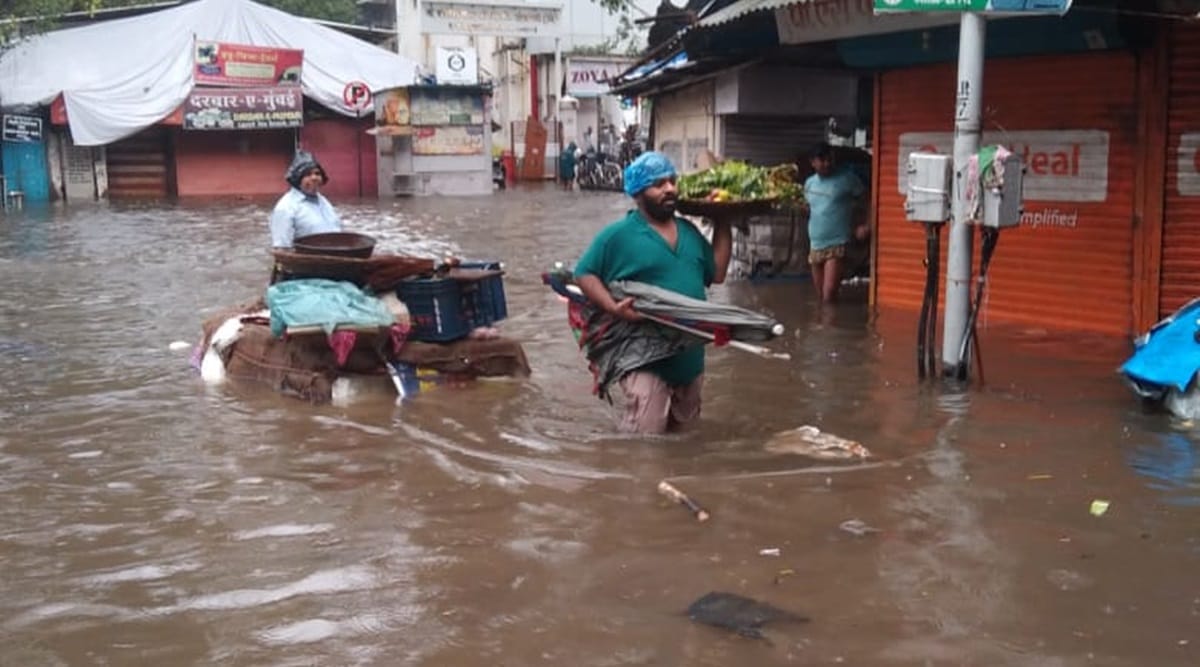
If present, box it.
[194,41,303,88]
[183,87,303,130]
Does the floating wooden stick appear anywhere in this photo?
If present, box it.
[658,480,710,522]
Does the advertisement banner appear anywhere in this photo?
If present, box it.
[413,126,484,155]
[373,88,413,136]
[183,87,303,130]
[897,130,1110,201]
[411,89,484,126]
[194,40,304,88]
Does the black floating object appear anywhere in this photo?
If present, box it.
[686,591,808,640]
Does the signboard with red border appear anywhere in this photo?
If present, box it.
[343,81,372,113]
[194,40,303,88]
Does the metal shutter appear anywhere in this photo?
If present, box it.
[876,51,1136,336]
[105,128,172,199]
[1161,23,1200,317]
[721,116,827,167]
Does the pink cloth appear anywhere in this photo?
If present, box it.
[327,330,358,368]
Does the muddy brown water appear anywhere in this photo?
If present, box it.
[0,188,1197,666]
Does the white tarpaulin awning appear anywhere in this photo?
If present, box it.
[0,0,420,145]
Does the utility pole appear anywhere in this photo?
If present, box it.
[941,12,986,377]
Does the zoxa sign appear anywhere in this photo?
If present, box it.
[874,0,1071,12]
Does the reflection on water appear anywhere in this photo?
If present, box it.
[1,189,1197,665]
[1128,432,1200,506]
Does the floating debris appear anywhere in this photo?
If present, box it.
[765,425,871,461]
[657,480,710,522]
[686,591,808,640]
[838,519,880,537]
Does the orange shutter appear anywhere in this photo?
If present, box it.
[1161,23,1200,317]
[876,51,1136,336]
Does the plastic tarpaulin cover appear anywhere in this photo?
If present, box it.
[0,0,419,145]
[266,279,396,338]
[1121,298,1200,393]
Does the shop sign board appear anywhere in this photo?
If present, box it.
[778,1,958,45]
[422,0,562,37]
[413,126,485,155]
[411,88,484,126]
[565,57,630,97]
[874,0,1071,12]
[183,87,303,130]
[897,130,1108,229]
[194,40,304,88]
[2,114,42,142]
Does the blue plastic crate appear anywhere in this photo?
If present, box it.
[396,277,471,342]
[459,260,508,325]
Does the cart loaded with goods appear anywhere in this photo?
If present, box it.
[193,232,528,404]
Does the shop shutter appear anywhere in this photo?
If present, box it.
[105,127,171,199]
[1160,23,1200,317]
[653,82,713,172]
[175,129,294,198]
[876,51,1136,336]
[721,116,827,167]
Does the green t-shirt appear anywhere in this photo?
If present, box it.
[574,209,717,386]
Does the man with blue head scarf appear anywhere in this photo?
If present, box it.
[573,151,733,434]
[269,150,343,248]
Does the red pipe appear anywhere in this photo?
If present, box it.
[530,55,539,120]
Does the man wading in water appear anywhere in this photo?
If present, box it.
[574,152,733,434]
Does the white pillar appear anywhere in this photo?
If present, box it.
[941,12,986,376]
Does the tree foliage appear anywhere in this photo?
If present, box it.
[1,0,359,49]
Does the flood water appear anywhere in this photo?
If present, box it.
[1,187,1197,666]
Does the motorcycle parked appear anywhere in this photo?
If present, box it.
[492,156,506,189]
[576,148,623,192]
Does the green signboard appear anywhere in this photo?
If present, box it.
[874,0,1071,12]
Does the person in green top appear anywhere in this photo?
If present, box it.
[574,151,733,434]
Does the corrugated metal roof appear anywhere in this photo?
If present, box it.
[697,0,808,29]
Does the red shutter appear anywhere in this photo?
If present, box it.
[174,129,293,198]
[300,118,379,199]
[876,51,1136,336]
[1160,24,1200,316]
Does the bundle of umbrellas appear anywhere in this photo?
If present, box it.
[542,269,789,401]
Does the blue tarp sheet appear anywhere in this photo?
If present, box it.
[1121,299,1200,392]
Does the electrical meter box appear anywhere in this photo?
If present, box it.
[905,152,952,223]
[980,153,1025,228]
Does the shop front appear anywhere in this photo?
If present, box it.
[1161,21,1200,319]
[875,50,1138,336]
[373,85,494,197]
